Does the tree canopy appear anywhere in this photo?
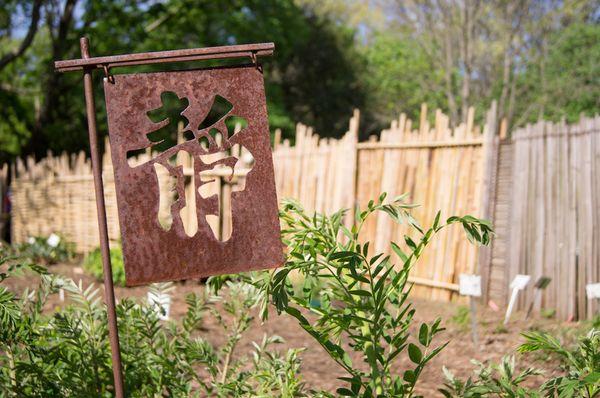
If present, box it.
[0,0,598,162]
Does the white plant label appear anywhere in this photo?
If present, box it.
[504,274,531,325]
[147,291,171,321]
[510,274,531,290]
[586,283,600,299]
[459,274,482,297]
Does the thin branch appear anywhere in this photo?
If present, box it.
[0,0,43,71]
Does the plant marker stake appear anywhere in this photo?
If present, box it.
[80,37,125,398]
[525,276,551,320]
[458,274,481,349]
[504,274,531,325]
[469,297,479,348]
[586,283,600,315]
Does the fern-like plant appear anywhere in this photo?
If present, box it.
[0,259,308,397]
[439,356,541,397]
[518,329,600,397]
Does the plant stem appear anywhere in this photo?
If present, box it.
[219,316,246,384]
[6,345,17,397]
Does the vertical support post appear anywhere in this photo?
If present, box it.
[479,101,499,303]
[525,288,542,320]
[350,109,360,222]
[469,296,479,348]
[504,286,519,325]
[80,37,125,398]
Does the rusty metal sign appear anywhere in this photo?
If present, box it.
[104,65,283,285]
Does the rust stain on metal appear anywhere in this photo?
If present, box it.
[104,65,284,285]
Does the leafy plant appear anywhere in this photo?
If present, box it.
[439,326,600,397]
[439,356,541,397]
[249,335,307,397]
[518,328,600,397]
[0,259,309,397]
[264,193,492,397]
[83,246,126,287]
[450,306,471,331]
[16,234,75,265]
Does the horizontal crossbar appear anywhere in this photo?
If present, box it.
[55,42,274,73]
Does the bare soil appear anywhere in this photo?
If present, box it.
[6,262,575,396]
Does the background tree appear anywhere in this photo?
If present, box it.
[381,0,598,126]
[0,0,367,161]
[0,0,599,162]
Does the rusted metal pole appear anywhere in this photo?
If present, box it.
[80,37,125,398]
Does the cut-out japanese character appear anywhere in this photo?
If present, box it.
[129,91,253,241]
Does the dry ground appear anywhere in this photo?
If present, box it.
[5,262,578,396]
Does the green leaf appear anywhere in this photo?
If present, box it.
[404,236,417,250]
[583,372,600,384]
[349,274,370,284]
[391,242,408,262]
[408,343,422,364]
[336,388,354,396]
[418,323,429,346]
[433,211,441,230]
[330,251,356,260]
[403,369,416,383]
[349,289,372,297]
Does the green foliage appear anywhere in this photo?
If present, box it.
[440,326,600,397]
[0,0,367,160]
[249,335,307,397]
[83,246,126,287]
[0,260,309,397]
[540,308,556,319]
[518,329,600,397]
[450,306,470,331]
[265,193,492,397]
[0,88,31,163]
[517,22,600,125]
[16,234,75,265]
[360,32,446,131]
[439,356,541,397]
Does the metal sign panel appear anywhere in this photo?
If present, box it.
[104,65,283,285]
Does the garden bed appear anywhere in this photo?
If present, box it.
[5,262,571,395]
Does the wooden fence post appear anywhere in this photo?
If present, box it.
[479,101,500,303]
[349,109,360,223]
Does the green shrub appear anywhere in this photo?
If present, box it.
[519,328,600,397]
[16,234,75,264]
[440,327,600,397]
[439,356,541,397]
[251,193,492,397]
[0,260,309,397]
[83,246,126,287]
[450,306,471,331]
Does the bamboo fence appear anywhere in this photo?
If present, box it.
[11,135,248,252]
[505,116,600,320]
[272,105,496,301]
[8,108,600,318]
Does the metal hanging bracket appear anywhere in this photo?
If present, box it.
[55,42,274,73]
[102,64,115,84]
